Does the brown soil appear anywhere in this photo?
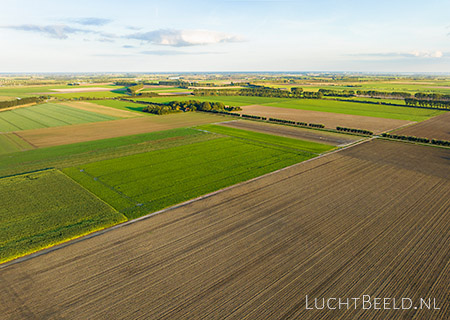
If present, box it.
[239,105,413,134]
[1,139,449,319]
[218,119,360,146]
[16,113,227,148]
[394,112,450,141]
[59,101,140,118]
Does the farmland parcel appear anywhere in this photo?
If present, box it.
[0,169,126,263]
[1,139,448,319]
[0,103,118,132]
[64,132,331,219]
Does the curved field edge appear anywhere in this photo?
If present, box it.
[0,169,126,264]
[63,136,323,220]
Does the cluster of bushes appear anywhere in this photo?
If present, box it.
[0,96,46,109]
[404,98,450,109]
[308,123,325,128]
[144,104,179,115]
[143,100,241,115]
[336,126,373,135]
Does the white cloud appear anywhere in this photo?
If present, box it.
[127,29,244,47]
[410,50,443,58]
[1,24,91,39]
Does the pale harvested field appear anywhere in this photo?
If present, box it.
[218,119,360,146]
[1,139,449,319]
[239,105,413,134]
[395,111,450,141]
[16,113,228,148]
[59,101,140,118]
[50,87,114,93]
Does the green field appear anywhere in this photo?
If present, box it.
[50,91,127,99]
[134,96,442,121]
[0,133,33,155]
[0,169,126,263]
[89,99,152,113]
[0,128,218,178]
[141,87,192,93]
[0,103,118,132]
[0,84,126,98]
[64,134,325,219]
[197,124,334,153]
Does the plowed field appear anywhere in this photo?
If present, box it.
[1,139,449,319]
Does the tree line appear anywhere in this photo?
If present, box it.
[0,96,46,110]
[143,100,242,115]
[404,99,450,109]
[381,133,450,146]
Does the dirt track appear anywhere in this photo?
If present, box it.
[218,119,360,146]
[394,111,450,141]
[1,139,449,319]
[239,105,413,134]
[16,113,226,148]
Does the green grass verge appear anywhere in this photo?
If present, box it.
[0,103,118,132]
[0,169,126,263]
[64,137,316,220]
[196,124,334,153]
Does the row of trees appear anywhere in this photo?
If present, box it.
[356,90,412,99]
[0,96,46,109]
[404,99,450,109]
[336,126,373,135]
[318,89,355,97]
[381,133,450,146]
[192,87,324,99]
[414,93,450,101]
[143,100,242,115]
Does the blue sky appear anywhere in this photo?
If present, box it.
[0,0,449,72]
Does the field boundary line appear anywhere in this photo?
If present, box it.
[0,137,372,269]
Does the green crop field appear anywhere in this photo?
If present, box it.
[263,99,442,121]
[0,84,126,98]
[197,124,334,153]
[89,99,153,113]
[0,169,126,263]
[64,134,326,220]
[0,133,33,155]
[50,91,127,99]
[0,103,118,132]
[134,96,442,121]
[0,128,218,178]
